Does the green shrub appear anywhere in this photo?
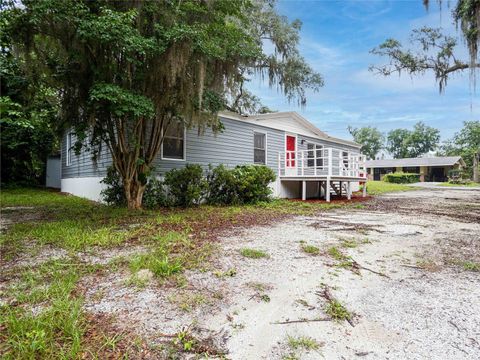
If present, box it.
[101,163,275,208]
[100,166,168,208]
[163,164,207,207]
[206,164,242,205]
[233,165,276,203]
[206,164,275,205]
[142,177,170,209]
[100,167,126,206]
[447,169,471,183]
[383,172,419,184]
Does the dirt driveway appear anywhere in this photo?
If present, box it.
[82,187,480,359]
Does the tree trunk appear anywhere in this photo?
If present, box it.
[124,179,146,210]
[473,151,479,183]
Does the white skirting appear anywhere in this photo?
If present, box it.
[61,177,106,202]
[61,176,359,202]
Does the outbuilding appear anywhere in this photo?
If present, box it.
[365,156,465,182]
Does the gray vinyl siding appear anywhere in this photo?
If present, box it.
[61,116,360,179]
[62,117,284,178]
[61,133,112,179]
[154,118,284,175]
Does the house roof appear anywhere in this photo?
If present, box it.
[219,111,361,148]
[365,156,465,168]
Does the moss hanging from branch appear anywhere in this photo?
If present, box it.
[3,0,323,209]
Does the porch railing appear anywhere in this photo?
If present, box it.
[278,148,367,178]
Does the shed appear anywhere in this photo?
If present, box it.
[46,155,61,189]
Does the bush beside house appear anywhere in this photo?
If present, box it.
[383,172,420,184]
[101,164,276,208]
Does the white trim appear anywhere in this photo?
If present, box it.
[253,130,267,166]
[161,123,187,161]
[306,141,324,168]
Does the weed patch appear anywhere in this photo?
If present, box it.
[327,246,346,261]
[240,248,269,259]
[462,261,480,272]
[168,291,209,312]
[340,238,357,248]
[283,335,322,360]
[451,260,480,272]
[0,259,97,359]
[301,244,320,255]
[214,268,237,278]
[324,298,351,321]
[129,231,214,280]
[287,335,321,351]
[163,328,227,357]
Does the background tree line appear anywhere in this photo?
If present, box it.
[348,120,480,181]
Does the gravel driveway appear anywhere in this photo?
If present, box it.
[83,187,480,359]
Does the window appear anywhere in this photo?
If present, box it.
[307,143,323,167]
[66,132,73,166]
[162,121,185,160]
[342,151,349,168]
[254,132,266,165]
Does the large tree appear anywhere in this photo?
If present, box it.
[441,120,480,181]
[0,19,59,185]
[371,1,480,92]
[386,122,440,158]
[347,126,384,160]
[385,128,411,159]
[3,0,323,209]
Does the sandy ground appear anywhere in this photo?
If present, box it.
[3,188,480,359]
[78,188,480,359]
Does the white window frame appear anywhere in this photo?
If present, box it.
[253,131,267,165]
[306,142,323,168]
[66,132,73,166]
[161,122,187,161]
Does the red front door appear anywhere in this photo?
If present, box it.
[286,135,296,168]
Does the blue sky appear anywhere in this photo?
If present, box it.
[248,0,480,144]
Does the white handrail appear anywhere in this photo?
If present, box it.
[278,148,367,179]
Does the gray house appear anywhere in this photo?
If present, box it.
[61,111,367,202]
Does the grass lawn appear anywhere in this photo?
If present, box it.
[365,180,417,195]
[438,182,480,188]
[0,187,358,359]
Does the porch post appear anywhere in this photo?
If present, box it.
[302,181,307,201]
[347,182,351,200]
[328,148,333,176]
[339,181,343,196]
[326,178,331,202]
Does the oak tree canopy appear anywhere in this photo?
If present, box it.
[2,0,323,208]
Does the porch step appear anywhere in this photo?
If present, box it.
[330,181,343,196]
